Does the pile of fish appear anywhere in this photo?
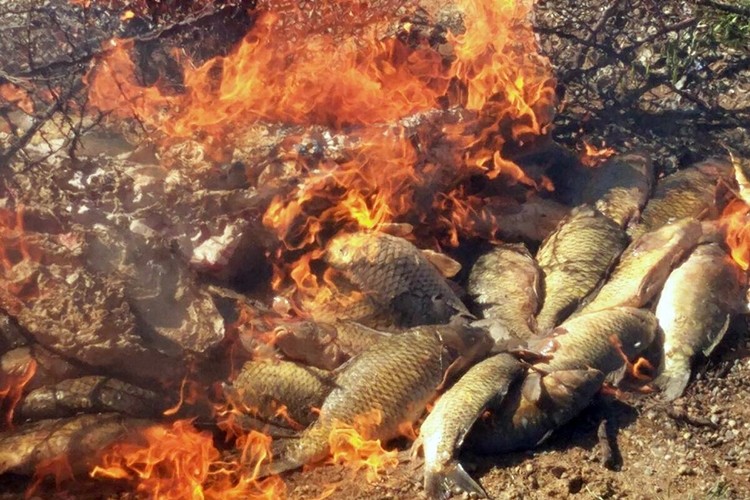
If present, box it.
[226,150,750,499]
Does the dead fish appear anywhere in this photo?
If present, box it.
[581,151,654,227]
[264,323,492,475]
[494,197,571,243]
[723,144,750,206]
[320,231,470,328]
[467,244,541,340]
[655,243,747,400]
[628,159,733,239]
[17,376,165,421]
[416,353,526,500]
[0,413,151,476]
[580,218,703,314]
[224,359,335,428]
[273,320,391,371]
[535,205,628,332]
[465,368,605,454]
[532,307,658,376]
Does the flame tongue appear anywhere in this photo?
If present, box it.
[720,199,750,271]
[91,419,285,499]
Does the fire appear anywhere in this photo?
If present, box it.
[91,419,285,499]
[326,410,399,483]
[0,206,47,317]
[0,83,34,114]
[720,199,750,271]
[580,140,616,167]
[0,357,37,428]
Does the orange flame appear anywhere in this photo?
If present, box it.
[83,0,557,319]
[27,455,75,497]
[720,199,750,271]
[326,410,399,483]
[91,419,284,499]
[580,140,616,168]
[0,357,37,428]
[0,83,34,114]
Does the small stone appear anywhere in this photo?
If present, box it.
[683,432,692,440]
[678,465,693,476]
[529,476,539,490]
[728,419,737,428]
[525,463,534,474]
[568,476,584,494]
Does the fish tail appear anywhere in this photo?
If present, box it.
[424,462,487,500]
[655,356,691,401]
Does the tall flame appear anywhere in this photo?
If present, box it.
[91,419,285,499]
[326,410,400,483]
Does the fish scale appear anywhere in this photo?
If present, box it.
[265,324,490,475]
[655,242,747,400]
[225,360,334,428]
[532,307,658,376]
[580,218,703,314]
[321,231,470,329]
[467,244,541,340]
[535,205,628,332]
[465,368,605,455]
[418,353,526,499]
[627,159,733,239]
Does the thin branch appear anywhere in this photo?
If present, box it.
[697,0,750,17]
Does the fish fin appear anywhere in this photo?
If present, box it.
[702,314,732,357]
[521,372,544,403]
[378,222,414,237]
[534,429,555,447]
[420,249,462,278]
[410,433,424,460]
[424,462,487,500]
[655,369,691,402]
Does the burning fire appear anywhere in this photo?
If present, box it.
[69,0,557,492]
[580,140,616,167]
[91,419,285,499]
[0,357,37,428]
[85,0,556,265]
[326,410,400,483]
[720,199,750,271]
[0,83,34,114]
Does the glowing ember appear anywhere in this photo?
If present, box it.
[580,140,616,168]
[0,357,37,428]
[720,199,750,271]
[0,83,34,114]
[91,419,284,499]
[327,410,400,483]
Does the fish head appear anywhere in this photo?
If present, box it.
[273,321,343,370]
[611,308,658,360]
